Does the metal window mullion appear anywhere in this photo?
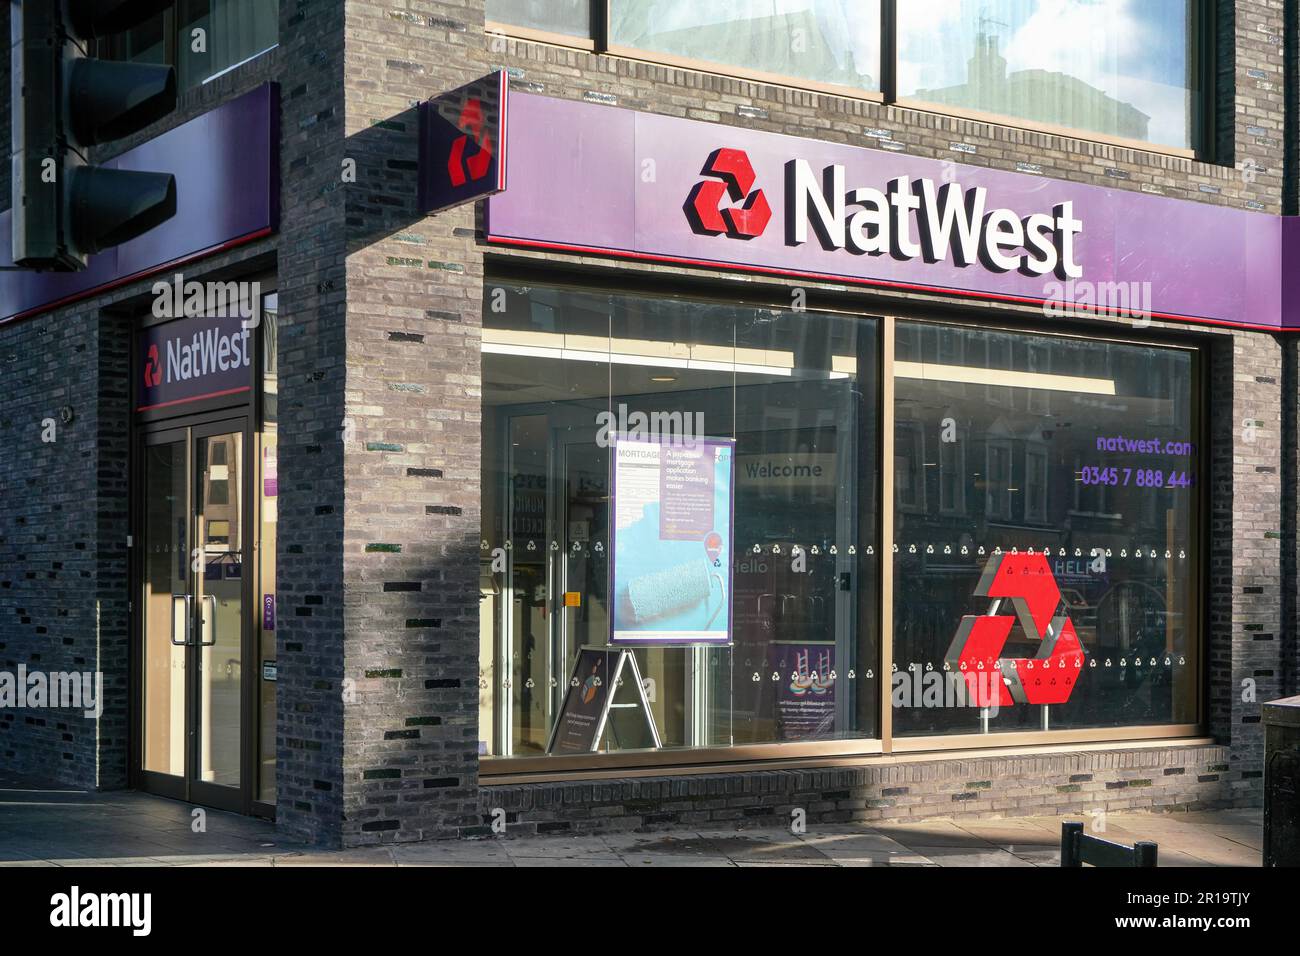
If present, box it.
[879,316,895,752]
[880,0,897,102]
[593,0,610,52]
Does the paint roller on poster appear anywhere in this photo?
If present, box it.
[610,434,735,646]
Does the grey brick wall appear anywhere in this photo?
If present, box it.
[333,0,488,846]
[0,308,130,787]
[272,0,349,845]
[482,744,1249,837]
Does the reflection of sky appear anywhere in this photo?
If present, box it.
[898,0,1191,147]
[615,0,880,79]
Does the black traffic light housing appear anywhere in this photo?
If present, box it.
[11,0,178,271]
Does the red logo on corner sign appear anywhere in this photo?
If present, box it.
[143,344,163,389]
[685,148,772,240]
[944,552,1085,707]
[448,96,494,187]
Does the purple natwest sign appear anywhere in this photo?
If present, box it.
[488,93,1298,332]
[0,84,278,325]
[138,312,254,412]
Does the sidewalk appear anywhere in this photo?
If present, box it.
[0,776,1262,867]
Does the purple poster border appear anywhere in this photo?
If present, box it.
[608,433,737,648]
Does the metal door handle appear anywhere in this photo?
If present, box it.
[171,594,191,646]
[197,594,218,647]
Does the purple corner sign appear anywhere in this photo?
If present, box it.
[419,71,510,215]
[487,93,1300,332]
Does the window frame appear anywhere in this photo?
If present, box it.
[485,0,1213,160]
[476,267,1209,781]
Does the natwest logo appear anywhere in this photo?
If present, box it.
[683,149,1085,279]
[143,345,163,388]
[685,148,771,240]
[145,324,251,391]
[448,96,494,188]
[944,552,1085,707]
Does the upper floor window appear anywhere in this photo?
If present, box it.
[607,1,882,94]
[896,0,1197,152]
[487,0,1204,154]
[105,0,279,89]
[486,0,591,39]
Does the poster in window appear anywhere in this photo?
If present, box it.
[610,434,735,645]
[776,643,836,741]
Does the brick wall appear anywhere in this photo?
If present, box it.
[332,0,489,846]
[483,744,1249,837]
[0,307,130,786]
[272,0,350,844]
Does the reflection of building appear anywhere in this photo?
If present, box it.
[915,32,1150,141]
[624,8,873,89]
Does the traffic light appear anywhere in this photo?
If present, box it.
[11,0,178,271]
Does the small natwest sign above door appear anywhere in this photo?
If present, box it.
[418,71,509,215]
[137,312,255,413]
[486,92,1298,332]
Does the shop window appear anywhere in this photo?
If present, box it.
[893,322,1200,737]
[608,1,881,93]
[481,282,880,760]
[897,0,1199,151]
[103,0,279,89]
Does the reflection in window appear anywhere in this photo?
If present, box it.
[486,0,591,37]
[897,0,1196,149]
[178,0,278,86]
[610,0,881,92]
[893,322,1199,737]
[105,1,279,88]
[481,283,880,759]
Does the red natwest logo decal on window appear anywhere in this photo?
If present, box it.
[944,552,1085,707]
[685,148,772,240]
[448,96,494,187]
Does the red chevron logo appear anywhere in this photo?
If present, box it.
[944,552,1086,707]
[685,148,772,240]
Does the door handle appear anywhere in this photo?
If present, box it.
[197,594,218,647]
[171,594,191,646]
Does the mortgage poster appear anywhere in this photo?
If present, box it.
[610,434,735,645]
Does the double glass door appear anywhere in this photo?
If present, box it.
[138,419,250,812]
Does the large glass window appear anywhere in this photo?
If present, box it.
[481,283,880,759]
[892,323,1200,737]
[486,0,591,38]
[489,1,1203,152]
[897,0,1197,150]
[610,1,881,93]
[177,0,280,87]
[104,0,279,89]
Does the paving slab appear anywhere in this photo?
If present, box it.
[0,780,1266,867]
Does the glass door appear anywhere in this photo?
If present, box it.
[138,419,249,812]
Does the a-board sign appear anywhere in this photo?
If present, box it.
[547,647,619,754]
